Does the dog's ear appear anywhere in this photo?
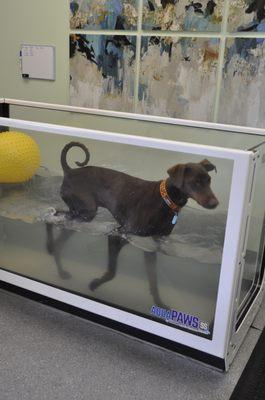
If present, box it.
[167,164,186,188]
[200,159,217,173]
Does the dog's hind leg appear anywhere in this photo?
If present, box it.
[46,223,74,279]
[89,234,128,291]
[144,251,168,309]
[61,193,98,222]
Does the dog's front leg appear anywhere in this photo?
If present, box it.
[89,234,128,291]
[144,251,169,309]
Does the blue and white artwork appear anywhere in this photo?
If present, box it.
[138,36,219,120]
[228,0,265,32]
[219,38,265,127]
[70,34,136,111]
[142,0,224,32]
[70,0,138,30]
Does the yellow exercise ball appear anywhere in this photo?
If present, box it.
[0,131,41,183]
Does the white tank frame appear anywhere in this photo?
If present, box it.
[2,97,265,136]
[0,98,264,371]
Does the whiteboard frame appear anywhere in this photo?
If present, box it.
[20,44,56,81]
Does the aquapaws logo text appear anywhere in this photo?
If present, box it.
[150,305,210,335]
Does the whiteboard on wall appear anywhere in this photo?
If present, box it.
[20,44,56,80]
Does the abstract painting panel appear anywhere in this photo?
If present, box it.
[70,0,138,30]
[142,0,224,32]
[70,35,136,112]
[228,0,265,32]
[219,38,265,127]
[138,36,219,121]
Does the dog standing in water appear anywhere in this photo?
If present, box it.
[47,141,219,307]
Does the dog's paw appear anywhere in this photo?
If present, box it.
[154,300,170,310]
[89,279,101,291]
[59,270,72,280]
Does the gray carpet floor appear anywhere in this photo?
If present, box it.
[0,289,264,400]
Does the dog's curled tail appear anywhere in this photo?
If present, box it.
[61,141,90,171]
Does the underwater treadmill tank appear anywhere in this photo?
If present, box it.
[0,99,265,371]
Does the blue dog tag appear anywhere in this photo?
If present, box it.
[172,214,178,225]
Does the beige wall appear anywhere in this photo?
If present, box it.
[0,0,69,104]
[0,0,263,147]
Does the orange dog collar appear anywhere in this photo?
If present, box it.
[160,180,182,224]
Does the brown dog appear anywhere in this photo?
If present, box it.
[47,141,219,308]
[60,142,218,236]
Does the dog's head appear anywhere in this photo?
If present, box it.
[167,159,219,209]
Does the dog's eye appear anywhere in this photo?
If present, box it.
[193,181,202,189]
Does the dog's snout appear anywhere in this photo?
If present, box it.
[204,196,219,209]
[190,191,219,209]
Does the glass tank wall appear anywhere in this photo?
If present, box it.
[8,104,265,151]
[0,103,265,368]
[0,130,235,339]
[236,146,265,328]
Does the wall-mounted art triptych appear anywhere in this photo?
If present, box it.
[69,0,265,127]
